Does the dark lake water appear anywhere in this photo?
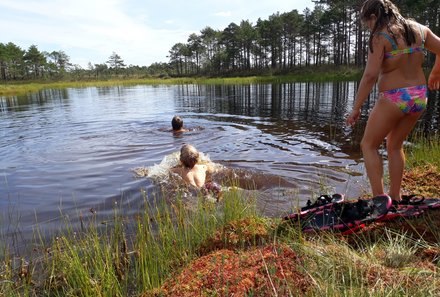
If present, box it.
[1,82,439,250]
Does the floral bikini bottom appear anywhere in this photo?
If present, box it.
[380,85,428,114]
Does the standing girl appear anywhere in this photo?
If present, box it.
[346,0,440,203]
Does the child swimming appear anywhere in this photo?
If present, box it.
[171,144,222,200]
[171,115,188,133]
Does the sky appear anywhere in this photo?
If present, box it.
[0,0,315,68]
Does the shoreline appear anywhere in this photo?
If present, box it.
[0,141,439,295]
[0,68,363,96]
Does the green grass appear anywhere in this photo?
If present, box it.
[2,187,440,296]
[0,189,259,296]
[407,132,440,167]
[1,135,439,296]
[0,68,363,96]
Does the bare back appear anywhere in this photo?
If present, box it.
[171,164,208,188]
[378,21,427,91]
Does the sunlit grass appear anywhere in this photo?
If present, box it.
[279,217,440,296]
[2,187,440,296]
[407,132,440,167]
[0,68,363,96]
[1,135,439,296]
[0,188,259,296]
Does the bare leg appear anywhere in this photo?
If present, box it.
[386,112,423,201]
[360,97,403,196]
[386,147,405,200]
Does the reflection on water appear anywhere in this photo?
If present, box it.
[1,82,439,250]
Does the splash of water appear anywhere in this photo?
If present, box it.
[134,151,224,183]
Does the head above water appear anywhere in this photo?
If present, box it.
[172,115,184,131]
[360,0,416,52]
[180,144,200,169]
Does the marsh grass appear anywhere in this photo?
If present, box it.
[407,132,440,167]
[281,222,440,296]
[1,190,440,296]
[380,230,418,268]
[0,188,258,296]
[1,135,440,296]
[0,68,362,96]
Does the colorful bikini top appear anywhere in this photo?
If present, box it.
[378,25,425,59]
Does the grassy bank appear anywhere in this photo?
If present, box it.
[1,136,439,296]
[408,133,440,168]
[0,67,363,97]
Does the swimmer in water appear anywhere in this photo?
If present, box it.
[171,115,189,133]
[171,144,222,200]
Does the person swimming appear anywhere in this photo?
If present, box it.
[171,115,188,133]
[171,144,222,200]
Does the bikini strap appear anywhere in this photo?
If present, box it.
[377,32,398,50]
[418,24,425,47]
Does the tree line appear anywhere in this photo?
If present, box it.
[0,44,139,81]
[1,0,439,81]
[167,0,440,76]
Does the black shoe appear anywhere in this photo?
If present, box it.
[400,194,425,205]
[390,199,400,212]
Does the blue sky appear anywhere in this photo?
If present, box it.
[0,0,315,68]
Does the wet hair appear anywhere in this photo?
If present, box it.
[180,144,199,169]
[360,0,416,53]
[171,115,183,130]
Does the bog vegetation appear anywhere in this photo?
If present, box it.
[1,135,439,296]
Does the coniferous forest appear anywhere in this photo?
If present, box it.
[1,0,439,81]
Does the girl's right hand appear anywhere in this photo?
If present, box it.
[346,109,361,126]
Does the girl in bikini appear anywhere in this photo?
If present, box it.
[346,0,440,204]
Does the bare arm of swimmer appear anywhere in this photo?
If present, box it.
[346,35,384,126]
[424,26,440,90]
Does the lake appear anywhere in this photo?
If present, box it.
[1,82,439,249]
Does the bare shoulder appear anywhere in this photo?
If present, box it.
[406,20,431,38]
[198,161,217,173]
[194,164,208,171]
[367,34,385,60]
[369,33,387,53]
[408,19,423,28]
[206,163,217,173]
[423,25,440,53]
[372,32,386,44]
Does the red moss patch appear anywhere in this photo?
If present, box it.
[158,244,310,296]
[364,263,403,287]
[198,217,272,254]
[402,164,440,197]
[417,247,440,262]
[363,262,438,291]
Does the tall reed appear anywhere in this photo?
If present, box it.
[407,132,440,167]
[1,188,257,296]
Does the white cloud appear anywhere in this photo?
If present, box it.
[0,0,315,67]
[214,11,232,17]
[0,0,193,66]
